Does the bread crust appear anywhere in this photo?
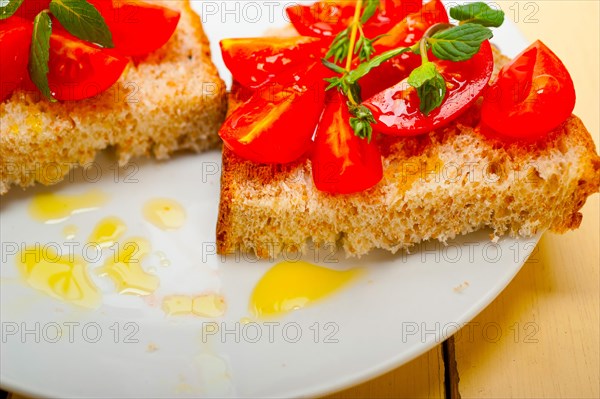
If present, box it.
[217,56,600,258]
[0,0,227,194]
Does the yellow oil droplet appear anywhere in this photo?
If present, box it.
[63,225,78,240]
[88,217,127,249]
[161,294,226,318]
[162,295,193,316]
[240,317,252,325]
[143,198,186,230]
[250,261,362,318]
[192,294,226,318]
[16,246,101,308]
[29,190,108,224]
[97,237,159,296]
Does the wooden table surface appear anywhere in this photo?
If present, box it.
[3,2,599,399]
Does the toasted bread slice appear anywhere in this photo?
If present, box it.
[217,51,600,258]
[0,0,227,195]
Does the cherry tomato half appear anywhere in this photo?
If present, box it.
[0,17,33,102]
[219,67,326,164]
[220,36,324,89]
[358,52,421,101]
[358,0,448,99]
[88,0,180,57]
[48,27,129,101]
[363,40,494,136]
[286,0,408,40]
[17,0,180,57]
[311,92,383,194]
[14,0,49,19]
[361,0,410,38]
[374,0,448,51]
[481,40,576,139]
[286,1,356,39]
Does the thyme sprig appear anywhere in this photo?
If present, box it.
[321,1,505,139]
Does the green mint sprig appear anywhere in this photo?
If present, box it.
[325,0,381,64]
[406,12,495,115]
[323,46,412,140]
[324,46,412,92]
[322,2,505,136]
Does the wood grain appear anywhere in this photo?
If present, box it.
[455,2,600,397]
[455,199,599,398]
[324,347,446,399]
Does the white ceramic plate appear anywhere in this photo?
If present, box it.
[0,1,536,398]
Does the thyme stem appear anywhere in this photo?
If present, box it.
[345,0,363,72]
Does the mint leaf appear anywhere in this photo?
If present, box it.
[450,2,505,27]
[49,0,113,48]
[360,0,379,24]
[348,46,411,83]
[408,62,447,116]
[0,0,24,19]
[29,11,55,101]
[428,23,493,61]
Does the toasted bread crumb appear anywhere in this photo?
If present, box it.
[453,281,470,293]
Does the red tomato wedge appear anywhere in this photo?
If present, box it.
[88,0,180,57]
[0,17,33,102]
[14,0,50,19]
[374,0,449,50]
[47,28,129,101]
[220,36,324,89]
[481,40,576,139]
[363,40,494,136]
[311,92,383,194]
[219,70,326,164]
[361,0,410,38]
[286,0,408,39]
[286,1,356,39]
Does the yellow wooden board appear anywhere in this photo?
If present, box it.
[455,202,599,398]
[455,1,600,397]
[324,347,445,399]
